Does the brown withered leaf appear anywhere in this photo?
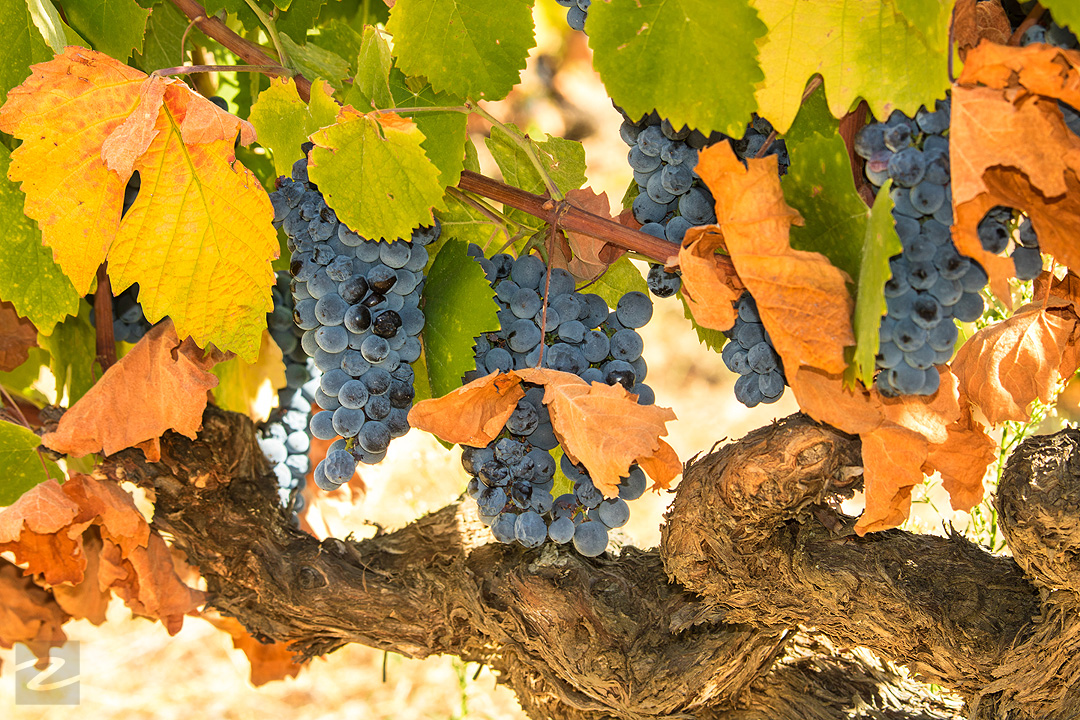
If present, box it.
[0,479,86,585]
[0,302,38,372]
[788,366,883,435]
[0,559,69,662]
[923,404,998,512]
[636,439,681,491]
[696,142,854,373]
[43,320,221,460]
[855,423,929,535]
[952,45,1080,298]
[52,529,110,625]
[515,367,679,496]
[952,301,1076,424]
[408,372,524,447]
[99,533,204,635]
[953,0,1011,57]
[205,614,304,686]
[677,226,743,332]
[561,188,626,283]
[61,473,150,557]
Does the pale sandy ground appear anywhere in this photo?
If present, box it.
[0,4,1001,717]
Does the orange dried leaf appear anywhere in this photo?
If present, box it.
[788,366,883,435]
[0,302,38,372]
[0,479,86,585]
[677,225,743,331]
[205,614,304,686]
[952,303,1076,424]
[43,320,221,459]
[408,372,525,447]
[696,142,854,373]
[52,530,110,625]
[637,438,681,491]
[923,405,997,512]
[855,423,929,535]
[515,368,678,496]
[0,560,68,660]
[99,533,204,635]
[61,473,150,557]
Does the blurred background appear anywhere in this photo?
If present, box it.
[1,0,1062,717]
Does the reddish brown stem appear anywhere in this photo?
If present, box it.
[1009,3,1046,46]
[167,0,312,102]
[94,265,117,370]
[458,170,694,266]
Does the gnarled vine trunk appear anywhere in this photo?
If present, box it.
[100,407,1080,719]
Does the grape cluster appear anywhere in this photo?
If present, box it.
[855,99,990,396]
[977,207,1043,281]
[270,153,432,490]
[461,250,654,556]
[258,273,316,520]
[554,0,590,31]
[721,293,785,406]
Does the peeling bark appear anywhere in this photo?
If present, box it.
[96,407,1080,719]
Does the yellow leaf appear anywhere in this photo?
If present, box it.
[211,330,286,422]
[0,47,276,362]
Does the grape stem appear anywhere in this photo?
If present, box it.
[94,264,118,370]
[242,0,288,67]
[153,64,291,78]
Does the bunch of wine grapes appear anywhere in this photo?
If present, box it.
[87,283,155,344]
[258,273,316,521]
[855,97,989,396]
[270,151,432,491]
[460,249,653,556]
[720,293,785,407]
[976,207,1043,281]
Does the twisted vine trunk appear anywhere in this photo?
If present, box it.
[100,407,1080,719]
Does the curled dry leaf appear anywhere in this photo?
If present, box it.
[43,320,222,461]
[695,142,854,373]
[0,478,85,585]
[0,301,38,372]
[678,226,743,332]
[204,614,304,686]
[951,301,1077,424]
[953,0,1012,58]
[952,44,1080,299]
[560,188,627,283]
[922,405,997,512]
[410,367,680,496]
[789,365,977,535]
[51,529,110,625]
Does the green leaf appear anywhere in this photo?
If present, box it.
[437,192,507,250]
[549,445,573,499]
[463,137,481,173]
[387,0,535,101]
[0,149,79,334]
[309,109,444,240]
[0,0,52,107]
[135,0,209,73]
[678,291,725,353]
[852,180,900,387]
[249,77,339,177]
[345,25,394,109]
[588,257,647,310]
[38,300,98,405]
[318,19,366,76]
[1042,1,1080,36]
[25,0,67,52]
[0,419,64,505]
[893,0,949,51]
[280,32,351,87]
[588,0,765,137]
[485,124,586,196]
[62,0,151,61]
[235,144,277,191]
[784,85,868,283]
[277,0,327,40]
[753,0,950,133]
[200,0,258,30]
[421,240,499,398]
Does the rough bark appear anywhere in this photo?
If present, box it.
[97,407,1080,719]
